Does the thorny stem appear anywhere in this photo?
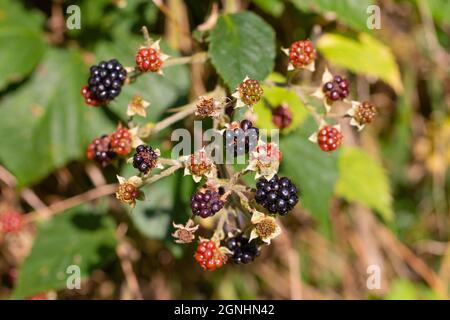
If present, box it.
[142,87,225,137]
[127,53,208,84]
[142,162,183,187]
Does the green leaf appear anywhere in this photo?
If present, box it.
[130,177,174,240]
[129,170,194,240]
[95,37,190,123]
[291,0,374,32]
[252,0,285,17]
[336,147,393,221]
[426,0,450,26]
[253,83,308,134]
[317,33,403,93]
[0,0,46,90]
[0,49,114,186]
[385,279,438,300]
[280,119,339,236]
[12,206,117,299]
[209,12,276,89]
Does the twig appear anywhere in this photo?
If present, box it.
[142,164,182,186]
[150,103,197,134]
[147,88,224,135]
[141,26,153,47]
[0,165,47,212]
[116,223,144,300]
[163,52,208,68]
[376,223,448,299]
[25,183,118,223]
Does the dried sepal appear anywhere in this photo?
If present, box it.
[127,95,150,117]
[249,211,282,244]
[172,219,199,244]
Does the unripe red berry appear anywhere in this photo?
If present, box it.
[272,104,293,129]
[288,40,316,68]
[86,135,116,166]
[110,127,132,156]
[116,183,141,205]
[354,101,377,125]
[318,126,343,152]
[0,211,24,234]
[238,79,263,106]
[194,240,226,271]
[81,85,102,107]
[135,47,163,72]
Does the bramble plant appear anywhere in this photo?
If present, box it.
[77,26,377,271]
[1,0,447,301]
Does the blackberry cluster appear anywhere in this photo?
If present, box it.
[194,240,225,271]
[238,79,263,106]
[0,212,24,234]
[289,39,316,68]
[110,127,132,156]
[318,126,343,152]
[355,101,377,125]
[322,75,349,102]
[272,105,293,129]
[116,182,141,206]
[88,59,127,102]
[86,135,116,166]
[190,189,224,218]
[196,96,216,118]
[135,47,162,72]
[226,234,260,264]
[132,145,159,174]
[223,120,259,157]
[255,175,299,215]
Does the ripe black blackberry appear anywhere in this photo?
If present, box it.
[322,75,349,102]
[226,234,261,264]
[86,135,116,167]
[132,145,159,174]
[223,120,259,157]
[88,59,127,102]
[190,189,224,218]
[255,175,299,215]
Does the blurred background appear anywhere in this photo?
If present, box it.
[0,0,449,300]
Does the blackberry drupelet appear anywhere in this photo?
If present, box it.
[322,75,349,102]
[88,59,127,102]
[223,120,259,157]
[226,234,260,264]
[190,189,224,218]
[132,144,159,174]
[86,135,116,166]
[255,175,299,215]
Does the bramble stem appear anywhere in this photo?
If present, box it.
[141,26,153,46]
